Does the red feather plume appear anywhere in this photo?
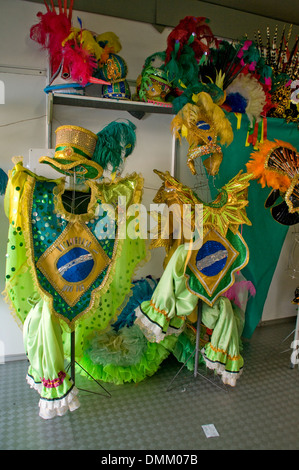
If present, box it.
[165,16,215,63]
[30,0,73,73]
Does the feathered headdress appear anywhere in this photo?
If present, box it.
[255,24,298,82]
[171,91,233,175]
[137,52,172,104]
[30,0,73,74]
[225,73,267,126]
[164,16,217,95]
[246,139,299,225]
[254,25,299,122]
[199,39,272,92]
[165,16,215,63]
[30,0,113,87]
[39,121,137,180]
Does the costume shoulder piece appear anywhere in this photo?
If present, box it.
[4,162,144,330]
[150,169,252,306]
[4,121,145,332]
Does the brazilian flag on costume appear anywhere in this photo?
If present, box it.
[4,162,147,337]
[186,228,249,306]
[209,114,299,338]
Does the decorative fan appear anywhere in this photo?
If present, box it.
[246,140,299,225]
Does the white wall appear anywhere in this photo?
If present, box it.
[0,0,297,360]
[262,229,299,323]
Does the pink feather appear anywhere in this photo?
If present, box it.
[30,4,72,73]
[62,43,98,85]
[223,281,256,309]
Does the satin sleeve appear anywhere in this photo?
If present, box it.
[135,245,198,342]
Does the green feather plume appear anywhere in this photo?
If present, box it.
[94,120,137,172]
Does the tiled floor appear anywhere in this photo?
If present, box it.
[1,319,299,450]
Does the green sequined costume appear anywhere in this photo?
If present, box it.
[4,162,147,418]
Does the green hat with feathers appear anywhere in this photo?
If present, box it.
[39,120,136,180]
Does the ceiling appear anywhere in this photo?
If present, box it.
[196,0,299,25]
[23,0,299,42]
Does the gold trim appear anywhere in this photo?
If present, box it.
[39,155,104,179]
[36,221,111,307]
[209,343,241,361]
[184,230,250,307]
[53,179,101,223]
[187,229,239,296]
[285,173,299,214]
[18,171,146,331]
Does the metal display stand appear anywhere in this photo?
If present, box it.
[166,301,228,392]
[66,330,111,398]
[64,171,111,398]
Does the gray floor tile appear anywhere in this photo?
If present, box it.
[1,320,299,450]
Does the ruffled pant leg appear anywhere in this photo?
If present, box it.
[201,297,244,386]
[23,299,80,419]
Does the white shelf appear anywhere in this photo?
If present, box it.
[51,92,174,118]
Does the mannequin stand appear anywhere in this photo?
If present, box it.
[66,330,111,398]
[64,171,111,398]
[166,301,228,392]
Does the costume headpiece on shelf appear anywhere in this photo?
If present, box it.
[254,24,299,124]
[30,0,73,76]
[97,53,131,100]
[165,16,215,64]
[39,120,136,179]
[163,16,221,109]
[199,39,272,94]
[171,91,233,175]
[246,139,299,225]
[137,52,172,105]
[30,0,118,91]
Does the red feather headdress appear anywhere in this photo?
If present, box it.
[165,16,215,63]
[30,0,73,73]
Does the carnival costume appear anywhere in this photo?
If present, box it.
[4,122,148,418]
[134,167,253,386]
